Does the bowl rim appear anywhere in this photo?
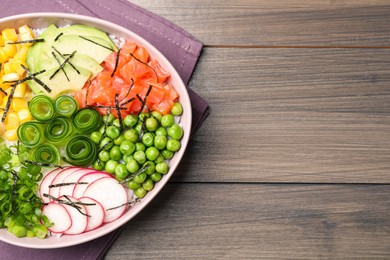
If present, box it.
[0,12,192,249]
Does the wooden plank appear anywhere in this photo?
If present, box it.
[130,0,390,46]
[105,183,390,259]
[171,47,390,183]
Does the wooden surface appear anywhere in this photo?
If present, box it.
[105,1,390,259]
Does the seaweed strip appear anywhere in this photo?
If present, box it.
[48,182,88,188]
[52,46,80,74]
[0,88,7,96]
[111,48,121,77]
[54,32,63,42]
[6,38,45,44]
[52,51,70,81]
[129,52,158,81]
[3,69,46,85]
[120,163,150,184]
[115,94,124,130]
[49,50,77,80]
[23,160,63,168]
[119,78,134,104]
[21,64,51,93]
[1,83,16,123]
[79,36,115,51]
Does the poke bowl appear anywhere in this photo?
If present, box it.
[0,13,191,249]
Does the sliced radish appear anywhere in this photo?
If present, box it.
[58,196,88,235]
[42,203,72,234]
[49,167,79,199]
[83,177,128,223]
[58,168,97,198]
[40,167,65,203]
[79,197,105,232]
[73,172,113,199]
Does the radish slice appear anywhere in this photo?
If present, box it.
[83,177,129,223]
[42,203,72,234]
[49,167,79,199]
[79,197,105,232]
[59,196,88,235]
[40,167,65,203]
[58,168,97,197]
[73,172,113,199]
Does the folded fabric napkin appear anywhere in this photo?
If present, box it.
[0,0,209,259]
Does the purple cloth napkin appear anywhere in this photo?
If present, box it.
[0,0,209,259]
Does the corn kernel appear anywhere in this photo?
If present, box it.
[4,128,17,141]
[18,25,34,38]
[3,61,13,74]
[1,96,9,108]
[13,45,29,60]
[5,111,20,128]
[3,44,17,58]
[17,107,32,123]
[2,28,18,42]
[11,59,27,76]
[0,47,9,62]
[14,83,27,98]
[0,122,5,136]
[2,72,19,82]
[0,36,4,47]
[11,98,28,112]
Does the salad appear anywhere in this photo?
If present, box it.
[0,23,184,239]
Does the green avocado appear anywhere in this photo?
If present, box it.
[26,24,117,97]
[27,63,91,98]
[39,53,103,78]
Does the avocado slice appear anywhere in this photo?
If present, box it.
[58,25,117,51]
[27,63,91,98]
[49,34,114,64]
[39,53,103,78]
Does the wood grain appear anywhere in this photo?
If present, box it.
[171,47,390,183]
[131,0,390,46]
[105,183,390,259]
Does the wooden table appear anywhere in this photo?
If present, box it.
[106,1,390,258]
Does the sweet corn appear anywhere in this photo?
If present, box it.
[13,83,27,98]
[0,122,5,136]
[13,45,29,61]
[0,47,9,62]
[2,72,19,82]
[5,111,20,128]
[4,128,18,141]
[2,28,18,42]
[11,98,28,112]
[3,61,13,74]
[17,108,32,123]
[1,96,8,109]
[0,36,4,47]
[19,25,34,42]
[3,44,17,58]
[11,59,27,76]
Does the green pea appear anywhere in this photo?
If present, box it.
[112,119,121,128]
[144,161,156,175]
[106,126,120,139]
[99,125,106,135]
[154,135,167,150]
[154,154,165,163]
[150,172,162,182]
[93,160,105,171]
[138,112,149,121]
[135,142,146,152]
[133,172,147,184]
[135,122,143,134]
[115,164,129,180]
[145,117,159,132]
[161,114,174,127]
[171,102,183,116]
[105,160,118,174]
[120,140,136,155]
[145,147,160,161]
[142,178,154,191]
[133,150,146,164]
[168,123,183,140]
[156,161,169,174]
[110,146,122,161]
[103,114,115,124]
[100,137,114,150]
[98,150,110,162]
[134,186,147,198]
[114,135,125,145]
[126,159,140,173]
[124,114,138,127]
[155,126,167,136]
[124,129,138,142]
[161,149,174,160]
[166,139,181,152]
[151,111,162,122]
[123,154,134,164]
[90,131,102,144]
[128,180,141,190]
[142,132,155,147]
